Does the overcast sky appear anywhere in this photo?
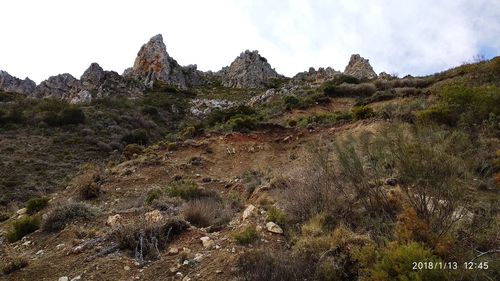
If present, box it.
[1,0,499,83]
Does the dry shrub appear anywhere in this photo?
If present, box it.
[182,198,232,228]
[113,218,189,262]
[394,207,430,244]
[73,164,102,200]
[1,256,28,275]
[238,250,314,281]
[41,202,97,232]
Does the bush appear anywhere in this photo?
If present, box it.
[123,143,144,159]
[242,170,264,194]
[324,82,376,97]
[74,166,102,200]
[113,218,189,262]
[238,250,314,281]
[233,226,259,245]
[352,106,375,120]
[41,202,96,232]
[26,197,49,215]
[366,242,453,281]
[1,257,28,275]
[6,216,40,242]
[42,105,85,126]
[182,198,232,227]
[418,85,500,126]
[145,188,162,205]
[266,206,288,225]
[206,105,257,127]
[226,115,257,132]
[283,95,300,110]
[121,130,149,145]
[166,180,203,200]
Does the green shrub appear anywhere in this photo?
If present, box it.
[26,197,49,215]
[42,106,85,126]
[206,105,257,126]
[233,226,259,245]
[166,180,202,200]
[41,202,96,232]
[419,86,500,126]
[1,257,28,275]
[352,106,375,120]
[284,95,300,110]
[366,242,453,281]
[123,143,144,159]
[266,206,288,225]
[145,189,162,205]
[226,115,257,132]
[121,130,149,145]
[6,216,40,242]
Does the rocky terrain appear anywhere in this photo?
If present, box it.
[0,35,499,281]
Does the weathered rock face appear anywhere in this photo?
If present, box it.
[32,73,81,100]
[127,34,204,89]
[79,63,145,102]
[0,70,36,94]
[344,54,377,80]
[293,67,341,84]
[80,63,105,91]
[220,50,282,89]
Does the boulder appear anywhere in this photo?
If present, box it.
[266,222,284,234]
[220,50,282,88]
[242,204,256,220]
[70,90,92,104]
[0,70,36,95]
[292,67,341,83]
[200,236,215,249]
[344,54,377,80]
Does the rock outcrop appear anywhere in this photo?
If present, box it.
[344,54,377,80]
[126,34,204,89]
[293,67,341,84]
[31,73,81,100]
[220,50,282,89]
[81,63,145,100]
[0,70,36,95]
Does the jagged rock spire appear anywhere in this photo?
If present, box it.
[0,70,36,95]
[344,54,377,80]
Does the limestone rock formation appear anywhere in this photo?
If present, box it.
[293,67,341,83]
[0,70,36,94]
[220,50,282,89]
[80,63,145,101]
[126,34,204,89]
[344,54,377,80]
[32,73,81,100]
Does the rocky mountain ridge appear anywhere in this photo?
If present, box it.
[0,34,380,103]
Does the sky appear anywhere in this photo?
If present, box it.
[1,0,499,83]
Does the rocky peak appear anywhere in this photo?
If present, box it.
[0,70,36,95]
[127,34,204,89]
[344,54,377,80]
[81,63,105,91]
[220,50,282,89]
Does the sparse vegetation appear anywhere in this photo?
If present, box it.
[166,180,203,200]
[233,226,259,245]
[182,197,232,227]
[25,197,50,215]
[41,202,96,232]
[1,257,28,275]
[6,216,41,242]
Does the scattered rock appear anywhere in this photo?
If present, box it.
[124,266,131,271]
[220,50,282,88]
[242,205,256,220]
[70,276,81,281]
[175,272,184,278]
[266,222,284,234]
[193,253,204,262]
[144,210,163,223]
[344,54,377,80]
[0,70,36,94]
[35,249,44,256]
[106,214,123,227]
[182,276,191,281]
[16,208,27,215]
[58,277,69,281]
[200,236,215,249]
[168,247,179,255]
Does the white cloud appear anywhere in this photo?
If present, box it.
[0,0,498,83]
